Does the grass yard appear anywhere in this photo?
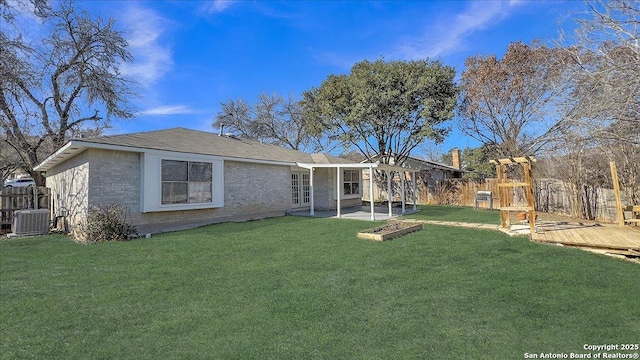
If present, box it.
[403,204,501,224]
[1,216,638,359]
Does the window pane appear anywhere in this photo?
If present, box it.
[292,173,299,205]
[352,182,359,194]
[302,174,310,204]
[189,182,212,203]
[162,160,188,181]
[343,182,352,195]
[352,170,359,181]
[162,182,188,204]
[343,170,351,182]
[190,162,212,182]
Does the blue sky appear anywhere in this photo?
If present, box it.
[82,0,583,156]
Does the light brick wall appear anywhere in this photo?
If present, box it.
[67,151,292,233]
[313,168,361,210]
[46,148,362,234]
[46,150,90,233]
[88,149,141,222]
[134,160,291,233]
[313,168,331,209]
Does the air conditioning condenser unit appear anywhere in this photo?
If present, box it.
[12,209,50,236]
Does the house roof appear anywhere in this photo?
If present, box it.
[79,128,318,162]
[35,128,418,174]
[35,128,325,171]
[310,153,356,165]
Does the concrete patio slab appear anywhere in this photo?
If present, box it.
[288,206,419,221]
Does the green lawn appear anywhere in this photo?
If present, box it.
[403,204,501,224]
[1,216,638,359]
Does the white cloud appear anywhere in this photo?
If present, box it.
[396,0,523,59]
[138,105,196,116]
[201,0,236,14]
[119,4,172,87]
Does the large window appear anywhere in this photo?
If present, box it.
[161,160,212,204]
[343,169,360,196]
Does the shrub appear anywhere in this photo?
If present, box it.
[77,204,137,243]
[431,180,462,205]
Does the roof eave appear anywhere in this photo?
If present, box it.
[297,162,418,173]
[34,141,86,172]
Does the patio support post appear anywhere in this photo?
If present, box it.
[369,166,375,221]
[401,171,406,214]
[387,170,392,217]
[336,167,341,218]
[412,173,417,211]
[309,168,315,216]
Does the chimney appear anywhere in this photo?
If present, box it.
[451,148,461,169]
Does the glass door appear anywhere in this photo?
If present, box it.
[291,172,310,207]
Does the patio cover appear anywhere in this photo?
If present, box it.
[296,162,419,221]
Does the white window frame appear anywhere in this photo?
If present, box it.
[141,153,224,213]
[291,171,310,207]
[334,168,362,200]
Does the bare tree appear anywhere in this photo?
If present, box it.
[213,93,332,152]
[1,141,21,184]
[0,0,49,22]
[458,42,570,157]
[557,0,639,145]
[539,0,640,219]
[1,0,136,184]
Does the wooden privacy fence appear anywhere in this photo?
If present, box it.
[433,178,625,223]
[1,187,51,232]
[429,178,503,208]
[363,176,508,209]
[533,179,622,223]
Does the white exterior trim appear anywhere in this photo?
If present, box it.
[334,168,363,200]
[296,162,418,173]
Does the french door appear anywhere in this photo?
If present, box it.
[291,172,310,207]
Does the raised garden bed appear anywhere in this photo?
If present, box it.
[357,221,423,241]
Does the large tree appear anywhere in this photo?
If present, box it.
[458,42,570,158]
[212,93,330,152]
[301,59,457,166]
[1,0,135,184]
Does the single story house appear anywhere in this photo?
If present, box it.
[34,128,415,235]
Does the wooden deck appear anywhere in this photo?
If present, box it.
[532,221,640,251]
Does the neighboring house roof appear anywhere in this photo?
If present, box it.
[366,154,464,173]
[403,156,465,173]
